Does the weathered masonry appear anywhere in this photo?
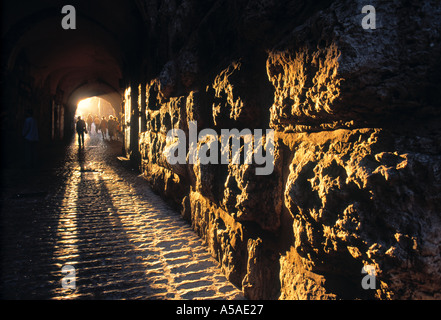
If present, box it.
[2,0,441,299]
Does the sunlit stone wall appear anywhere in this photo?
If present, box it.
[127,0,441,299]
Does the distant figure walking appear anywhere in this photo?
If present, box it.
[100,116,108,140]
[108,116,116,141]
[115,117,122,141]
[94,115,101,133]
[22,109,39,169]
[76,116,87,148]
[86,114,93,133]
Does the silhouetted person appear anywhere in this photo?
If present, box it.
[115,117,122,141]
[22,109,39,169]
[94,115,100,133]
[86,113,93,133]
[100,116,108,139]
[76,116,87,148]
[108,115,116,141]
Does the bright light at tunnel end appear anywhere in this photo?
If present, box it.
[75,97,116,120]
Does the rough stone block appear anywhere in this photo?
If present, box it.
[281,128,441,299]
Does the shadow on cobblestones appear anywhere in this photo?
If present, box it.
[1,141,75,299]
[1,133,243,300]
[65,160,150,299]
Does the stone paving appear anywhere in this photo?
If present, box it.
[0,133,244,300]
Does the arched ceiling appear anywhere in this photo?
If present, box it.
[2,0,144,113]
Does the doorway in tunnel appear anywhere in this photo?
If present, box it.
[74,97,122,142]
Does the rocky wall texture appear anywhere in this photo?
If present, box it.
[132,0,441,299]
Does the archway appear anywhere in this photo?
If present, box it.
[76,97,117,120]
[75,96,120,135]
[1,0,142,161]
[73,96,124,147]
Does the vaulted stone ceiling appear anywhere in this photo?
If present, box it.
[1,0,144,112]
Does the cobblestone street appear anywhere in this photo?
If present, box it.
[0,133,243,300]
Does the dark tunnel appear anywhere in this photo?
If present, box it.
[1,0,441,303]
[1,0,142,165]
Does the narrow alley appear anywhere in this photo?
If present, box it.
[0,132,243,300]
[2,0,441,302]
